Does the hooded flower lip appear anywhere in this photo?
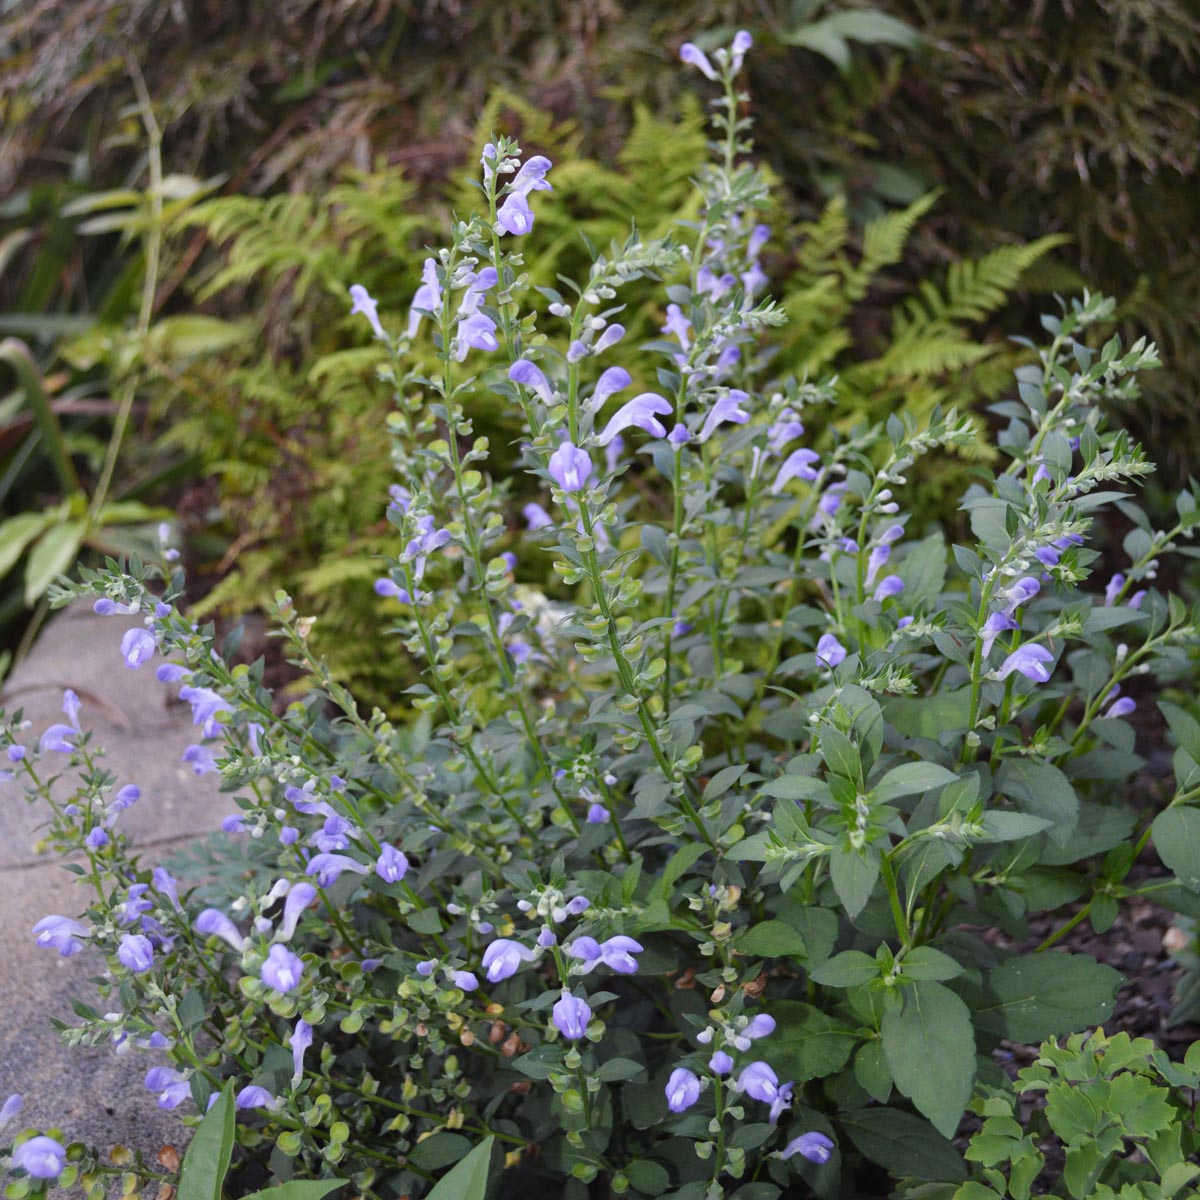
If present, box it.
[771,448,820,493]
[596,393,673,446]
[306,853,370,887]
[698,391,751,443]
[375,844,409,883]
[33,915,88,957]
[994,643,1055,683]
[781,1131,835,1164]
[665,1066,701,1112]
[10,1135,68,1180]
[262,944,305,993]
[495,154,553,236]
[118,933,155,973]
[349,284,385,340]
[406,258,441,339]
[588,366,631,412]
[194,908,246,953]
[679,42,718,81]
[280,882,317,941]
[980,611,1019,657]
[145,1066,191,1110]
[481,937,538,983]
[815,633,847,669]
[552,992,592,1040]
[548,441,593,492]
[509,359,554,405]
[288,1018,313,1085]
[120,627,156,669]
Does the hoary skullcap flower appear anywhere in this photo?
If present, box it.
[375,844,409,884]
[781,1131,835,1164]
[280,882,317,941]
[509,360,554,406]
[994,643,1054,683]
[548,441,593,493]
[120,627,156,669]
[348,285,385,340]
[194,908,246,953]
[481,937,538,983]
[10,1136,67,1180]
[665,1067,702,1113]
[94,598,139,616]
[980,612,1019,657]
[0,1093,22,1132]
[594,323,625,354]
[118,933,155,974]
[261,944,305,994]
[235,1086,278,1111]
[771,448,821,493]
[145,1066,191,1110]
[552,992,592,1040]
[873,575,905,602]
[306,853,370,887]
[698,391,751,443]
[588,366,631,412]
[679,42,718,81]
[709,1051,733,1076]
[406,258,441,339]
[33,915,88,957]
[596,393,673,446]
[815,633,847,669]
[289,1018,313,1085]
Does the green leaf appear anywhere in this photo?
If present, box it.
[873,762,959,803]
[407,1133,473,1171]
[820,725,862,783]
[842,1107,965,1183]
[425,1136,494,1200]
[596,1057,646,1082]
[735,919,807,959]
[407,907,444,935]
[1160,701,1200,762]
[978,812,1054,842]
[854,1039,892,1103]
[882,980,975,1137]
[177,1081,235,1200]
[651,843,709,900]
[976,954,1121,1043]
[179,989,207,1033]
[0,511,53,579]
[239,1183,346,1200]
[830,842,880,917]
[1152,807,1200,890]
[24,519,84,604]
[996,759,1078,846]
[902,947,964,981]
[810,950,878,988]
[625,1160,670,1196]
[885,687,972,739]
[770,1000,858,1081]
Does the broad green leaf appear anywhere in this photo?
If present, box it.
[900,532,947,608]
[596,1057,645,1082]
[842,1106,965,1183]
[830,842,880,917]
[425,1136,494,1200]
[735,919,807,959]
[854,1039,893,1103]
[761,775,832,804]
[882,980,975,1137]
[24,519,84,604]
[996,759,1078,846]
[978,812,1054,843]
[177,1081,235,1200]
[407,1133,473,1171]
[976,954,1121,1043]
[820,725,862,783]
[1152,807,1200,890]
[810,950,878,988]
[885,687,972,739]
[625,1160,670,1196]
[1160,701,1200,762]
[240,1183,346,1200]
[650,843,708,900]
[0,511,53,579]
[770,1000,858,1081]
[902,947,964,981]
[873,761,959,803]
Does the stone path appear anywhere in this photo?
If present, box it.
[0,604,228,1161]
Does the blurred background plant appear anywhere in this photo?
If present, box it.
[1,0,1196,699]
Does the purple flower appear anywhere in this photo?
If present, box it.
[152,867,181,910]
[94,598,138,616]
[306,853,370,887]
[236,1085,277,1111]
[179,685,229,737]
[118,933,154,973]
[665,1067,702,1113]
[548,441,593,492]
[524,502,553,531]
[552,992,591,1040]
[594,324,625,354]
[1104,696,1137,719]
[482,938,537,983]
[1131,589,1147,609]
[0,1094,22,1133]
[112,784,140,812]
[221,815,246,834]
[406,259,442,338]
[510,360,554,405]
[771,449,820,493]
[289,1018,313,1085]
[565,896,590,916]
[10,1136,67,1180]
[1105,573,1126,606]
[496,155,553,236]
[873,575,904,602]
[738,1061,789,1116]
[698,391,751,443]
[667,423,690,446]
[416,959,436,977]
[866,544,891,587]
[1034,545,1061,569]
[781,1131,835,1164]
[709,1051,733,1075]
[679,42,718,80]
[817,483,847,516]
[118,884,152,924]
[156,663,189,683]
[375,844,409,884]
[815,633,846,669]
[39,724,77,753]
[182,744,218,775]
[598,935,643,974]
[768,410,805,454]
[280,882,317,940]
[453,970,480,991]
[375,579,411,603]
[349,285,385,340]
[588,366,631,412]
[744,1014,776,1041]
[7,745,25,763]
[995,644,1055,683]
[280,825,300,846]
[596,393,673,446]
[145,1066,191,1110]
[33,915,88,957]
[980,612,1019,657]
[1000,576,1041,616]
[262,944,305,993]
[85,827,109,849]
[120,627,156,669]
[730,29,753,70]
[194,908,245,953]
[456,312,499,358]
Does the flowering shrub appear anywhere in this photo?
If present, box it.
[3,30,1200,1200]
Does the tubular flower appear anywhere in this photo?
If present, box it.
[665,1067,702,1113]
[548,442,593,492]
[596,393,673,446]
[481,938,538,983]
[994,643,1055,683]
[698,391,751,443]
